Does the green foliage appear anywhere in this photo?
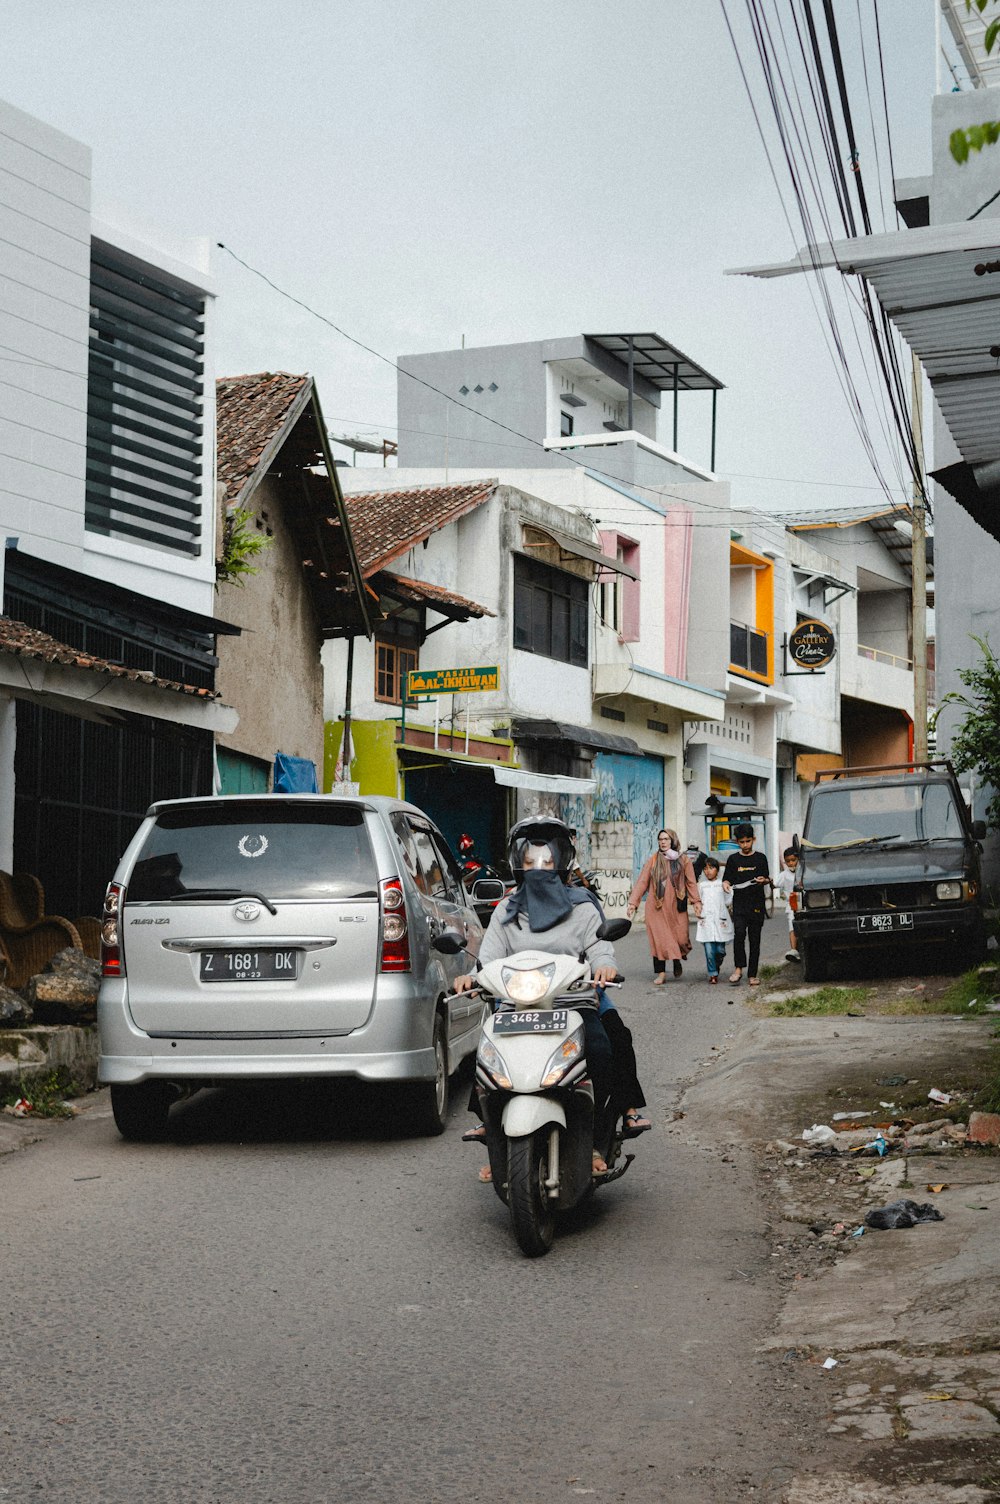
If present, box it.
[950,120,1000,164]
[769,986,871,1016]
[950,1,1000,162]
[216,504,272,588]
[938,635,1000,828]
[1,1067,84,1118]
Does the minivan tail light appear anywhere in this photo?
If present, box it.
[379,877,411,973]
[101,882,125,978]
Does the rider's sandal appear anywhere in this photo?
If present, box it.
[462,1124,487,1143]
[623,1110,652,1137]
[478,1164,493,1183]
[592,1151,609,1175]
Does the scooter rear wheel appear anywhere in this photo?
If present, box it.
[508,1130,556,1257]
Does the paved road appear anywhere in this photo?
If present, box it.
[1,919,798,1504]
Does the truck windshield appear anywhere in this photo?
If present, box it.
[805,781,964,848]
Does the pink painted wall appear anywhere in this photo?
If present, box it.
[662,507,693,680]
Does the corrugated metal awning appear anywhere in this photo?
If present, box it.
[729,217,1000,480]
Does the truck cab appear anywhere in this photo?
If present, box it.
[795,760,987,982]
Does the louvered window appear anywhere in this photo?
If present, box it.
[86,245,205,555]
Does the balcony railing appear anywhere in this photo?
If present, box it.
[858,643,913,671]
[730,621,768,677]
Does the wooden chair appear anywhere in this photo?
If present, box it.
[0,871,84,989]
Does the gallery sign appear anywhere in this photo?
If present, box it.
[788,619,837,670]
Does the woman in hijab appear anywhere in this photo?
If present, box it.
[627,828,701,983]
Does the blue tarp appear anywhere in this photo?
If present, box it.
[273,753,318,794]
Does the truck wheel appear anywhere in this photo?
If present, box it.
[110,1082,173,1142]
[508,1130,556,1257]
[801,941,828,983]
[403,1013,449,1136]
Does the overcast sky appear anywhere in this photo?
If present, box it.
[2,2,939,513]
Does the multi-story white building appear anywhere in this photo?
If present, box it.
[0,98,235,918]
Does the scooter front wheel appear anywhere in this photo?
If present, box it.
[508,1129,556,1257]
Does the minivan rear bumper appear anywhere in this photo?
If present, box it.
[97,976,439,1085]
[98,1042,438,1085]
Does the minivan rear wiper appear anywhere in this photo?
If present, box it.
[167,888,279,915]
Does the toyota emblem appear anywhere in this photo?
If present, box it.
[234,902,261,922]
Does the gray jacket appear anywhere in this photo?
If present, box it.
[478,897,615,1008]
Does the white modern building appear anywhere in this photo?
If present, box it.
[0,97,235,918]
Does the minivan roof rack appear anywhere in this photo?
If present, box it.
[814,759,956,784]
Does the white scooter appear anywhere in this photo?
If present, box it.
[437,918,634,1257]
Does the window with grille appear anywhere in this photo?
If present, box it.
[513,554,588,668]
[86,244,206,556]
[375,639,418,704]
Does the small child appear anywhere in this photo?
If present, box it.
[695,857,734,983]
[776,847,801,962]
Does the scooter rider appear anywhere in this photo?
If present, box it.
[454,816,621,1165]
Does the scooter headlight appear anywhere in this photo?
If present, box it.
[501,963,556,1003]
[477,1034,512,1090]
[540,1025,585,1089]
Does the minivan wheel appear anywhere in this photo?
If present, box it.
[403,1014,449,1136]
[110,1082,174,1142]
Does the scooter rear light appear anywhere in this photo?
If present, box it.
[379,877,411,973]
[101,882,126,978]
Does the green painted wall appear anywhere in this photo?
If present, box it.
[324,718,399,795]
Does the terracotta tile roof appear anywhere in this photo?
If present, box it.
[376,571,494,618]
[216,372,311,506]
[0,617,219,699]
[344,480,497,575]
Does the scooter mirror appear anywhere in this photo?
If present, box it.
[471,877,506,902]
[791,833,801,855]
[432,929,467,955]
[596,918,631,942]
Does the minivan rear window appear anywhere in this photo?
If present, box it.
[128,803,378,901]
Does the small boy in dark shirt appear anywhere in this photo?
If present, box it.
[721,823,770,986]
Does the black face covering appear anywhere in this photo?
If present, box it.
[502,869,575,932]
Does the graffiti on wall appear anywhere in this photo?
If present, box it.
[593,753,664,872]
[589,820,634,912]
[515,755,664,916]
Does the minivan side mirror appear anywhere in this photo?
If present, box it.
[972,819,987,841]
[432,929,467,955]
[596,918,631,942]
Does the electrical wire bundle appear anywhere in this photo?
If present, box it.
[719,0,928,516]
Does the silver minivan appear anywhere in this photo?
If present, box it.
[97,794,483,1140]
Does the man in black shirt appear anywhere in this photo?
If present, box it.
[722,823,770,986]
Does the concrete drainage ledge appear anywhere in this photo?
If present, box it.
[0,1026,99,1090]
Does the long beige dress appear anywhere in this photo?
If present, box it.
[629,853,700,961]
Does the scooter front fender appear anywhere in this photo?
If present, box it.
[502,1094,566,1139]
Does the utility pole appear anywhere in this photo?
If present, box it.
[911,351,928,762]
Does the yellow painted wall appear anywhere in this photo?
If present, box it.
[729,541,775,684]
[324,718,400,795]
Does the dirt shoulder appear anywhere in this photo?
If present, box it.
[683,958,1000,1503]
